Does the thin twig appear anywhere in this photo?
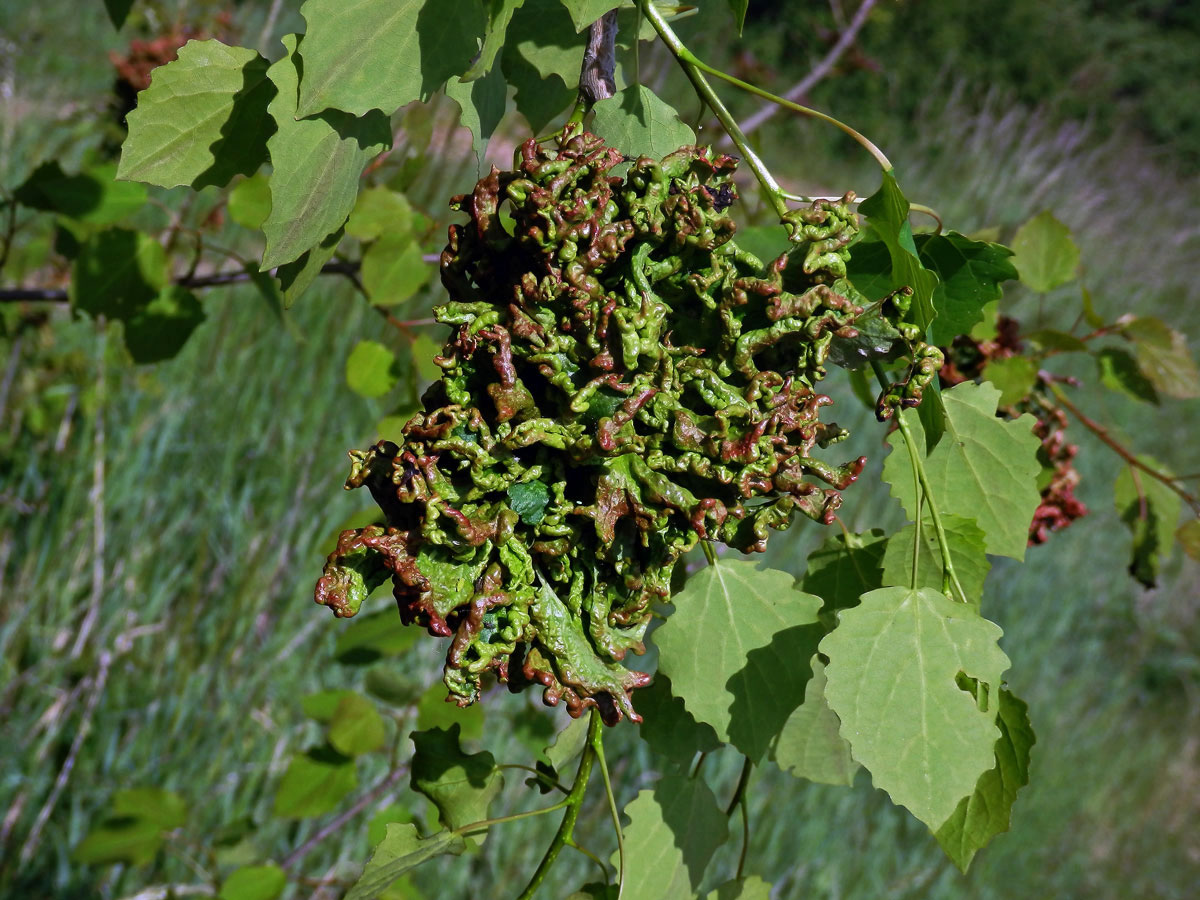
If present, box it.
[281,765,408,871]
[737,0,879,138]
[1048,380,1200,515]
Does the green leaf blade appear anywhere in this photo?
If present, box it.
[591,85,696,163]
[410,724,503,835]
[1010,210,1079,293]
[771,656,858,787]
[917,232,1018,345]
[858,170,938,330]
[345,824,465,900]
[273,747,358,818]
[820,586,1011,828]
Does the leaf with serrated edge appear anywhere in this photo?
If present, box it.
[1010,210,1079,293]
[118,40,275,190]
[275,227,343,308]
[445,62,509,167]
[935,688,1035,871]
[345,824,465,900]
[801,530,886,621]
[614,775,728,900]
[591,85,696,163]
[1121,316,1200,400]
[636,674,723,764]
[409,724,503,838]
[561,0,621,31]
[882,515,991,607]
[916,232,1018,345]
[858,170,938,330]
[1115,456,1181,588]
[820,586,1010,828]
[296,0,484,118]
[544,714,590,771]
[724,0,750,34]
[771,657,858,787]
[883,381,1041,560]
[464,0,526,79]
[654,560,822,760]
[261,35,390,269]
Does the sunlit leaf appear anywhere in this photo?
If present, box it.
[1010,210,1079,293]
[881,515,991,607]
[218,865,287,900]
[15,161,147,224]
[273,747,357,818]
[410,724,502,834]
[346,340,400,398]
[590,85,696,162]
[329,693,387,756]
[982,355,1037,407]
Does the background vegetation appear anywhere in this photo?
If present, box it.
[2,1,1197,898]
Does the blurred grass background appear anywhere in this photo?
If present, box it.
[1,1,1198,898]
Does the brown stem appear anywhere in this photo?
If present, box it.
[579,11,620,106]
[1048,381,1200,515]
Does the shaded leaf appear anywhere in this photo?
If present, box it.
[654,560,822,760]
[820,586,1010,828]
[73,817,163,866]
[296,0,485,118]
[15,161,146,224]
[590,85,696,162]
[302,690,358,721]
[261,34,391,269]
[881,515,991,607]
[1023,329,1088,354]
[228,173,272,230]
[71,227,167,320]
[365,666,420,707]
[771,656,858,787]
[1010,210,1079,292]
[1114,457,1182,588]
[218,865,287,900]
[329,693,388,756]
[118,40,275,190]
[415,681,485,742]
[346,825,465,900]
[410,725,502,833]
[543,714,590,771]
[110,789,187,830]
[858,170,938,330]
[724,0,750,34]
[348,188,414,242]
[122,286,206,364]
[1177,518,1200,562]
[508,479,552,525]
[1096,347,1159,404]
[464,0,526,79]
[635,673,723,765]
[104,0,135,29]
[916,231,1018,345]
[347,340,400,398]
[801,529,886,624]
[615,775,728,900]
[935,689,1035,871]
[273,747,357,818]
[446,62,509,167]
[883,381,1041,560]
[275,227,344,308]
[561,0,621,31]
[1120,316,1200,400]
[335,611,420,665]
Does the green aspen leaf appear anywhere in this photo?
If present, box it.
[365,667,419,706]
[118,40,275,190]
[1176,519,1200,562]
[345,824,465,900]
[110,789,187,830]
[329,693,388,756]
[362,235,434,307]
[122,286,206,364]
[273,747,358,818]
[346,340,400,399]
[591,85,697,162]
[218,865,287,900]
[104,0,135,29]
[615,775,728,900]
[73,817,164,865]
[801,530,887,621]
[634,673,722,764]
[881,515,990,607]
[707,876,773,900]
[367,804,415,847]
[502,60,574,134]
[858,170,938,330]
[771,656,858,787]
[844,237,894,303]
[275,227,343,308]
[915,232,1018,345]
[917,379,947,454]
[348,188,414,243]
[71,227,167,320]
[1096,347,1159,404]
[1114,457,1182,588]
[415,681,485,742]
[724,0,750,34]
[464,0,526,79]
[335,610,420,664]
[1023,329,1088,354]
[411,334,443,382]
[261,34,391,269]
[1120,316,1200,399]
[15,161,146,224]
[1010,211,1079,292]
[229,173,272,230]
[296,0,485,118]
[301,690,357,722]
[654,560,823,760]
[935,688,1035,872]
[410,724,503,834]
[506,0,585,82]
[508,479,552,525]
[561,0,621,31]
[543,714,590,771]
[982,355,1037,407]
[883,381,1041,560]
[820,586,1011,828]
[445,63,509,166]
